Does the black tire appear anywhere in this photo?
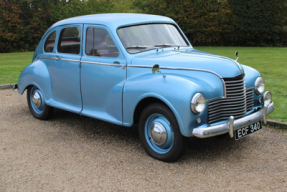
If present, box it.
[138,103,187,162]
[27,86,53,120]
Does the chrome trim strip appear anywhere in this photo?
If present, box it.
[209,105,247,111]
[173,50,243,74]
[81,60,126,68]
[128,65,227,98]
[234,61,244,74]
[38,57,126,69]
[221,79,227,98]
[59,58,80,62]
[226,89,245,93]
[127,65,153,69]
[192,102,274,138]
[209,109,246,117]
[206,97,225,103]
[38,57,58,60]
[226,92,246,97]
[208,96,246,103]
[225,82,245,86]
[174,49,244,73]
[210,99,246,105]
[160,66,223,79]
[210,101,246,108]
[224,79,244,83]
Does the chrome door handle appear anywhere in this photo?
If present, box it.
[113,61,120,67]
[113,61,125,69]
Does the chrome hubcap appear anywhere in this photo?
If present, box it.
[150,122,167,146]
[32,91,41,108]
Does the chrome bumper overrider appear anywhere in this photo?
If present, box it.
[192,102,275,138]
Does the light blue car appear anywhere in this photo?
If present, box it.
[15,14,274,162]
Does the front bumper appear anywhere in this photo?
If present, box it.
[192,102,275,138]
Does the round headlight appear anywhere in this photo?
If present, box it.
[191,93,206,114]
[263,91,272,106]
[255,77,265,95]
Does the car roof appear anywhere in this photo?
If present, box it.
[51,13,175,30]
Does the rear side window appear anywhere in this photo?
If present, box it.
[85,28,119,58]
[58,27,81,54]
[44,31,56,52]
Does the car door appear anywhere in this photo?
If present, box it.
[49,25,83,113]
[81,25,126,125]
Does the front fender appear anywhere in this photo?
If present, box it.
[17,60,52,102]
[241,64,261,88]
[123,69,224,137]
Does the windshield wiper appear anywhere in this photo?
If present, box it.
[126,46,147,49]
[154,44,180,48]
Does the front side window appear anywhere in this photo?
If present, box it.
[85,28,119,58]
[58,27,81,54]
[117,24,189,54]
[44,31,56,52]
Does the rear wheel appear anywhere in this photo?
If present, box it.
[27,86,53,120]
[138,103,187,162]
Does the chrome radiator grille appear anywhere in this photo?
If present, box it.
[208,77,254,124]
[246,89,254,111]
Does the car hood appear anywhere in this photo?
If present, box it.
[131,49,243,78]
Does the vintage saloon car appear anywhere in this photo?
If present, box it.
[15,14,274,162]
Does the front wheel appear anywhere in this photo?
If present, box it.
[138,103,187,162]
[27,86,53,120]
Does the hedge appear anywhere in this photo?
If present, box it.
[0,0,286,53]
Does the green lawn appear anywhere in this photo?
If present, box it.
[0,52,34,84]
[0,47,286,122]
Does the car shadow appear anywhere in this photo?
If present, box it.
[182,136,241,163]
[22,107,248,163]
[51,108,139,142]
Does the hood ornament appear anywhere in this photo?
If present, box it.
[235,51,239,61]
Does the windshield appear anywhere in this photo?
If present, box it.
[117,24,189,54]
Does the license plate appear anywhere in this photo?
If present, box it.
[235,121,263,140]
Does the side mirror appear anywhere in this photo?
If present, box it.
[152,64,166,78]
[235,51,239,61]
[152,64,160,73]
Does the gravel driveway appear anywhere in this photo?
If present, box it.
[1,89,286,191]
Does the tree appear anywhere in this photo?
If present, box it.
[230,0,287,46]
